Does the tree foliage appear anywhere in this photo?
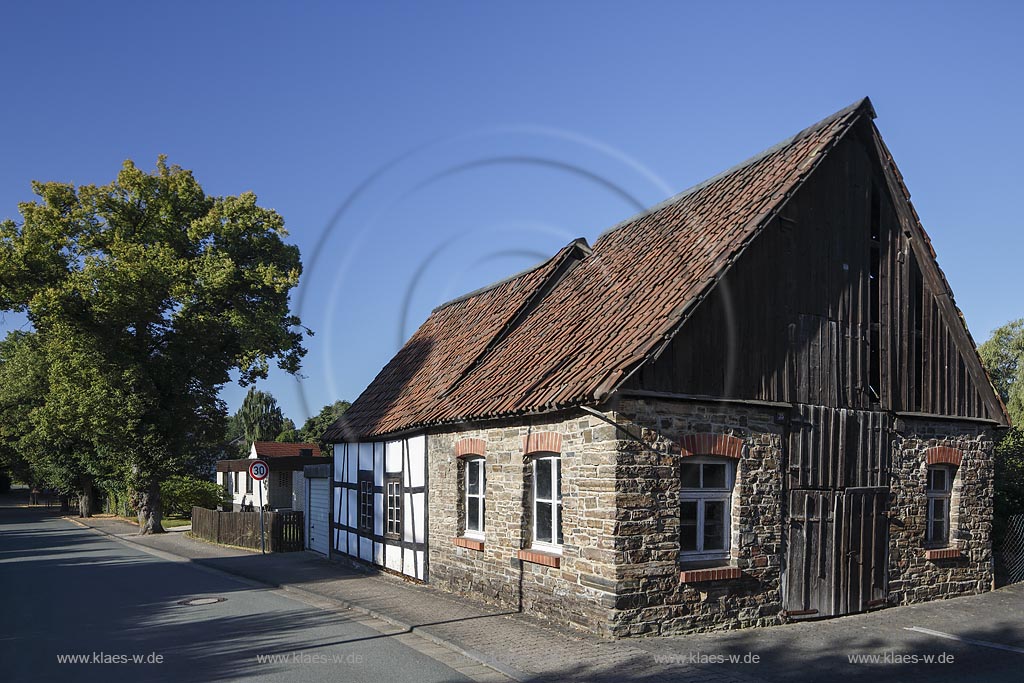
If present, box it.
[0,158,307,532]
[994,427,1024,546]
[979,318,1024,427]
[299,400,351,454]
[239,386,285,445]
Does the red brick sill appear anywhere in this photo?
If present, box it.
[452,537,484,551]
[925,548,962,561]
[517,548,561,568]
[679,566,742,583]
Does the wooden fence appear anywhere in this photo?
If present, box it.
[191,507,304,552]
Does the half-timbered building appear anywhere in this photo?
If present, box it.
[324,98,1009,637]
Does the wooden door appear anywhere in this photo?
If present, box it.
[784,486,889,618]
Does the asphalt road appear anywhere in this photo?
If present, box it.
[0,503,486,683]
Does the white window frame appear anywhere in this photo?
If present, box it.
[532,455,562,554]
[926,465,953,546]
[679,457,735,562]
[464,457,485,540]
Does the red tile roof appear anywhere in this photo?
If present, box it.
[252,441,322,458]
[326,99,875,441]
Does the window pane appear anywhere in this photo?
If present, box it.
[681,463,700,488]
[536,501,552,543]
[556,458,561,501]
[702,464,726,489]
[704,500,726,550]
[681,500,698,550]
[536,460,552,500]
[467,497,480,531]
[681,500,698,524]
[556,502,563,545]
[467,461,479,495]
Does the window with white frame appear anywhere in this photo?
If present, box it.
[532,455,562,551]
[464,457,485,538]
[385,475,401,539]
[680,457,734,561]
[926,465,953,545]
[245,471,253,495]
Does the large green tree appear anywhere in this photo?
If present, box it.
[979,319,1024,545]
[0,158,307,533]
[979,318,1024,427]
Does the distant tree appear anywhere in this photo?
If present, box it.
[239,387,285,445]
[299,400,351,455]
[0,158,307,533]
[979,318,1024,427]
[275,418,299,443]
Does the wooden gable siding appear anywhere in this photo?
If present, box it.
[625,119,996,423]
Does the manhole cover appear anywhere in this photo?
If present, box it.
[177,597,226,606]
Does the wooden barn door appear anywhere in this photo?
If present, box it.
[783,406,891,618]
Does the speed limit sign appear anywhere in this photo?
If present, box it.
[248,460,269,481]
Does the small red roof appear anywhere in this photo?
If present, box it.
[252,442,322,458]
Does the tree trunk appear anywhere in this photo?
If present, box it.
[137,480,165,534]
[78,475,94,518]
[60,495,71,514]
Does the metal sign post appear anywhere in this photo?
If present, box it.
[248,459,269,554]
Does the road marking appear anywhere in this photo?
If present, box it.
[904,626,1024,654]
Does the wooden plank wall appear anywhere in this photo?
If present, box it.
[626,119,994,423]
[788,405,891,489]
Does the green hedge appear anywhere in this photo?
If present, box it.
[161,475,221,518]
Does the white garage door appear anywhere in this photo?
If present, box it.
[306,478,330,555]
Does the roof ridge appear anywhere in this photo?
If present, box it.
[593,97,875,244]
[430,237,591,313]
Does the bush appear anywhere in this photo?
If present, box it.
[994,427,1024,547]
[161,475,221,518]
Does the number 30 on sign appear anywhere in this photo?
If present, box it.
[248,460,269,481]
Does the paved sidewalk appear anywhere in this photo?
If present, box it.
[68,514,1024,683]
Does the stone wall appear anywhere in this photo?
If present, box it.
[426,409,623,636]
[610,397,786,636]
[424,399,996,638]
[887,417,996,605]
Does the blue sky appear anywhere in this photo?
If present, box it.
[1,1,1021,425]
